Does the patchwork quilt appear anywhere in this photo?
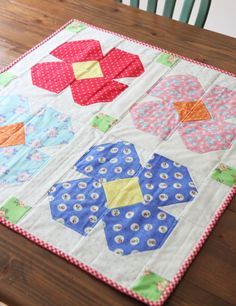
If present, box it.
[0,20,235,305]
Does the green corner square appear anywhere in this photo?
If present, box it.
[156,53,179,67]
[132,271,169,301]
[0,197,31,224]
[0,71,16,87]
[66,21,86,33]
[90,113,117,133]
[211,164,236,187]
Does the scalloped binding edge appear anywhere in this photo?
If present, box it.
[0,18,235,306]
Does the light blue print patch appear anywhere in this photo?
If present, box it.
[0,95,29,126]
[0,146,50,184]
[0,96,74,185]
[25,107,74,148]
[48,141,198,256]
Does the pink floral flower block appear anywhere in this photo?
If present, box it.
[131,75,236,153]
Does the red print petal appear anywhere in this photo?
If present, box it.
[100,48,144,80]
[70,77,128,106]
[50,40,104,64]
[31,62,75,94]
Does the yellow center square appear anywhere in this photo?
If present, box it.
[72,60,104,80]
[103,177,144,209]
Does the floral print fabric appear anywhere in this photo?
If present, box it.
[0,96,74,184]
[130,75,236,153]
[48,141,197,255]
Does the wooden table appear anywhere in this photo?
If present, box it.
[0,1,235,305]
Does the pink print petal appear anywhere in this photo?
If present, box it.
[31,62,75,94]
[50,40,104,63]
[130,101,179,139]
[149,75,204,103]
[100,48,144,79]
[203,86,236,120]
[179,120,236,153]
[70,78,128,106]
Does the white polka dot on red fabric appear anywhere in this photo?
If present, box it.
[70,78,128,105]
[99,48,144,79]
[32,40,145,105]
[50,40,104,63]
[31,62,75,94]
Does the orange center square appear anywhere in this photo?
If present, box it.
[174,100,211,122]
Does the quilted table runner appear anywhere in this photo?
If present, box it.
[0,19,235,305]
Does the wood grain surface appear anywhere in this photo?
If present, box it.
[0,1,235,306]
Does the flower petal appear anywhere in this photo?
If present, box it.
[203,85,236,120]
[0,146,49,184]
[0,96,29,126]
[50,40,103,63]
[103,204,177,255]
[102,151,197,255]
[149,75,204,103]
[31,62,75,94]
[138,153,197,207]
[179,120,236,153]
[130,100,178,139]
[70,77,127,105]
[100,48,144,79]
[25,107,74,148]
[74,141,141,182]
[48,177,107,236]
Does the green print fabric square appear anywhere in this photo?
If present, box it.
[211,164,236,187]
[132,271,169,301]
[66,21,86,33]
[0,71,16,87]
[156,53,179,67]
[90,113,117,132]
[0,197,31,224]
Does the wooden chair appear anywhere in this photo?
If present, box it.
[115,0,212,28]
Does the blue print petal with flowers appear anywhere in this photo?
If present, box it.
[48,141,198,255]
[49,177,107,235]
[0,96,74,184]
[74,141,142,181]
[0,95,29,125]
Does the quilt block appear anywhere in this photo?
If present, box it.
[0,19,235,305]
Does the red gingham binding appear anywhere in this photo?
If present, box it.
[1,187,235,305]
[0,19,236,305]
[1,19,235,77]
[0,19,73,74]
